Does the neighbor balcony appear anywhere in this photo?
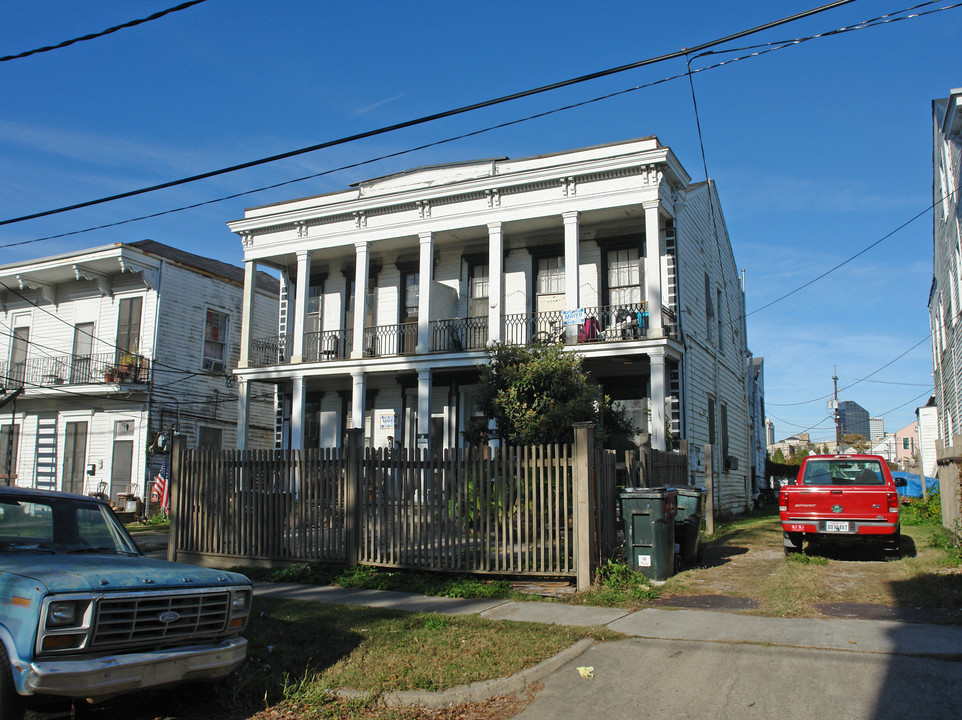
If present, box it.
[0,352,151,390]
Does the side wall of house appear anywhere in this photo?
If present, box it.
[676,183,752,514]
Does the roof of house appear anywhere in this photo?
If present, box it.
[130,240,278,296]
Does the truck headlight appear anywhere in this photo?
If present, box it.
[46,600,84,628]
[231,589,251,613]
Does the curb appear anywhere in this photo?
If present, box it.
[338,637,596,708]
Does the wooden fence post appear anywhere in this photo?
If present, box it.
[704,443,715,536]
[167,434,186,562]
[344,428,363,566]
[573,422,595,593]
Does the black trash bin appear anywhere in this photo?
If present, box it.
[674,486,708,566]
[620,486,678,581]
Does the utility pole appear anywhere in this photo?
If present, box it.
[833,369,841,453]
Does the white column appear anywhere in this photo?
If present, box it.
[291,375,306,450]
[650,348,666,451]
[417,232,433,353]
[351,241,370,359]
[236,378,250,450]
[644,200,663,338]
[351,371,366,432]
[417,370,431,450]
[487,222,503,344]
[563,211,580,343]
[291,251,311,363]
[238,260,257,369]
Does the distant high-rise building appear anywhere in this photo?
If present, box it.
[870,417,885,443]
[838,401,870,440]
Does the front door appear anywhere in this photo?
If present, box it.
[62,422,88,494]
[111,440,133,505]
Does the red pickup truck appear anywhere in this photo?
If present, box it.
[778,454,906,558]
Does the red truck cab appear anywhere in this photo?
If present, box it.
[778,454,906,558]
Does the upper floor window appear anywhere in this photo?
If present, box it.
[403,271,419,322]
[902,437,911,451]
[116,297,142,356]
[203,310,229,372]
[536,257,565,295]
[469,264,489,318]
[9,327,28,387]
[607,248,642,306]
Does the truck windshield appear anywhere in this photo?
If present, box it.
[0,496,140,555]
[801,459,885,486]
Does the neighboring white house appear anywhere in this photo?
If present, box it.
[931,88,962,445]
[0,240,278,505]
[748,356,766,494]
[917,398,938,478]
[229,137,757,513]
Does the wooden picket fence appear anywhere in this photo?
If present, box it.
[169,425,621,588]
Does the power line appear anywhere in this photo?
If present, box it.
[3,1,952,252]
[0,1,211,64]
[0,0,859,229]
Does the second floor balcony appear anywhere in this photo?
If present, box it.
[0,352,151,391]
[246,303,675,369]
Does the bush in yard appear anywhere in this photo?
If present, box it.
[584,560,659,606]
[901,491,942,526]
[463,341,636,446]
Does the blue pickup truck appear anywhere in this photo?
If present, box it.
[0,487,252,720]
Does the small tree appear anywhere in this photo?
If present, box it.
[772,447,787,464]
[843,433,870,453]
[464,342,634,446]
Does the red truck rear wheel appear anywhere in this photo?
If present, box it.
[783,531,803,555]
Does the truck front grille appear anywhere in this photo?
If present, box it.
[93,591,231,649]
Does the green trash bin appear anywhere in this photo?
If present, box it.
[620,486,678,581]
[674,486,707,566]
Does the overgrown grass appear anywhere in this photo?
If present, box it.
[236,562,515,600]
[127,597,617,719]
[576,559,659,606]
[124,512,170,533]
[784,552,829,566]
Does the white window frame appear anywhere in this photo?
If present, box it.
[202,309,230,373]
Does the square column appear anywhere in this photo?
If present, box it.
[351,241,370,359]
[236,378,250,450]
[487,222,503,344]
[351,371,366,431]
[649,348,666,451]
[417,232,433,354]
[291,251,311,363]
[291,375,306,450]
[563,211,580,343]
[643,201,663,337]
[417,370,431,450]
[238,260,257,369]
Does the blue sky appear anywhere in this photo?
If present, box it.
[2,0,960,443]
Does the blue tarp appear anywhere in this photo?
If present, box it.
[891,471,939,498]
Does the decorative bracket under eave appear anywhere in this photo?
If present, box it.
[73,264,113,297]
[17,275,56,305]
[117,258,158,289]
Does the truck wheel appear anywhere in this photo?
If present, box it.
[783,531,803,555]
[0,645,25,720]
[883,527,902,561]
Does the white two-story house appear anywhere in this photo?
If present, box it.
[0,240,278,505]
[229,138,755,513]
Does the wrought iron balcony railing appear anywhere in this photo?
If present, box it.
[0,352,150,389]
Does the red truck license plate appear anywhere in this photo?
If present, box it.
[825,521,849,532]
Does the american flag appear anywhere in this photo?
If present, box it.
[154,459,170,513]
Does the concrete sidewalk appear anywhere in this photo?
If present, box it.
[253,581,962,658]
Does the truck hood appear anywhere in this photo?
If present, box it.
[0,554,249,594]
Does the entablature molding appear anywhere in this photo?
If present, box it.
[232,159,675,245]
